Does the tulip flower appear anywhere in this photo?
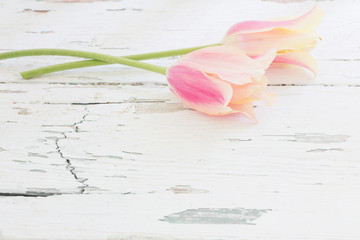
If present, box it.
[0,7,323,121]
[2,7,323,81]
[223,6,324,76]
[166,46,277,120]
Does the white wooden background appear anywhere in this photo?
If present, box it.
[1,0,360,239]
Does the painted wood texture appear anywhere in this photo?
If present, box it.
[0,0,359,239]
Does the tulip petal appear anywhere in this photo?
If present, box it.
[228,103,257,122]
[223,28,319,56]
[167,64,234,115]
[230,76,275,106]
[226,6,324,35]
[265,63,316,84]
[280,6,324,33]
[230,84,255,104]
[179,46,275,84]
[272,50,318,75]
[253,48,278,69]
[260,92,277,106]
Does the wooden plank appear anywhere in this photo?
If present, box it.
[0,0,360,239]
[1,84,359,195]
[0,0,359,85]
[0,192,359,240]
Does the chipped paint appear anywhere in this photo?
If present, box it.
[169,185,209,194]
[160,208,270,224]
[18,109,30,115]
[227,138,252,142]
[293,133,349,143]
[0,1,359,238]
[262,0,306,2]
[86,152,123,160]
[122,151,143,155]
[22,9,50,13]
[12,159,27,163]
[263,0,331,2]
[46,0,122,3]
[307,148,344,153]
[105,175,127,178]
[106,8,126,11]
[0,90,27,93]
[30,169,47,173]
[28,152,48,158]
[135,103,185,114]
[25,31,54,34]
[265,133,349,144]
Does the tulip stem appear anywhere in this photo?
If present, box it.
[0,49,169,77]
[0,44,220,79]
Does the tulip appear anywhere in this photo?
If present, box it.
[8,7,323,81]
[222,6,324,76]
[166,46,277,120]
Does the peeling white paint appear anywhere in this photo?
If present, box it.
[0,0,360,239]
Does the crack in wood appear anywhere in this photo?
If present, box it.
[42,98,170,106]
[70,102,126,105]
[72,107,89,132]
[53,107,90,194]
[1,81,360,87]
[56,137,89,193]
[0,188,62,198]
[0,81,167,86]
[0,192,59,197]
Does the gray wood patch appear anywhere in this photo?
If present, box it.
[160,208,270,224]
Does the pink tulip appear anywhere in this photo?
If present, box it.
[223,6,324,76]
[167,46,277,120]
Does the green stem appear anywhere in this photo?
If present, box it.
[0,44,220,79]
[0,49,167,77]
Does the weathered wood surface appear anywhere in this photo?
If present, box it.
[0,0,360,239]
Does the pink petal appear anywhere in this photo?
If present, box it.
[272,50,318,75]
[167,64,234,115]
[253,48,278,69]
[226,6,324,35]
[223,28,319,56]
[179,46,276,84]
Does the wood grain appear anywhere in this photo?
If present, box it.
[0,0,359,239]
